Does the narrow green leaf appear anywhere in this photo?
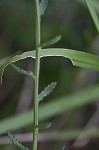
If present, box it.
[1,128,99,144]
[92,1,99,15]
[7,131,29,150]
[5,128,99,142]
[1,84,99,135]
[0,48,99,83]
[41,35,62,48]
[84,0,99,32]
[77,0,99,15]
[38,82,57,102]
[40,0,48,16]
[10,63,34,79]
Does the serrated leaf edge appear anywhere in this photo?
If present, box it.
[38,82,57,102]
[7,131,29,150]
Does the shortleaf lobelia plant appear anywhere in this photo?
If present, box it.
[0,0,99,150]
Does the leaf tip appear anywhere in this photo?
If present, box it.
[58,34,62,40]
[0,74,3,85]
[40,0,48,16]
[52,81,57,88]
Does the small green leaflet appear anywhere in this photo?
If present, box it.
[84,0,99,32]
[36,122,52,130]
[41,35,62,48]
[7,131,29,150]
[62,146,66,150]
[10,63,35,79]
[40,0,48,16]
[62,145,69,150]
[38,82,57,102]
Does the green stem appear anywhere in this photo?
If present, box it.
[33,0,41,150]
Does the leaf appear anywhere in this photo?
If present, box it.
[1,128,98,143]
[10,63,34,79]
[84,0,99,32]
[77,0,99,15]
[40,0,48,16]
[7,131,29,150]
[41,35,62,48]
[38,82,57,102]
[0,48,99,83]
[92,0,99,15]
[1,129,99,144]
[1,84,99,135]
[38,122,52,129]
[62,146,66,150]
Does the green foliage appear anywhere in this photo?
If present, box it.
[1,48,99,84]
[37,122,52,129]
[62,146,65,150]
[38,82,57,102]
[0,0,99,149]
[6,128,99,142]
[7,131,29,150]
[40,0,48,16]
[10,63,34,79]
[41,35,62,48]
[1,84,99,135]
[84,0,99,32]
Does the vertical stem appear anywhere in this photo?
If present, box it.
[33,0,41,150]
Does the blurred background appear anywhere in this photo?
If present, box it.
[0,0,99,150]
